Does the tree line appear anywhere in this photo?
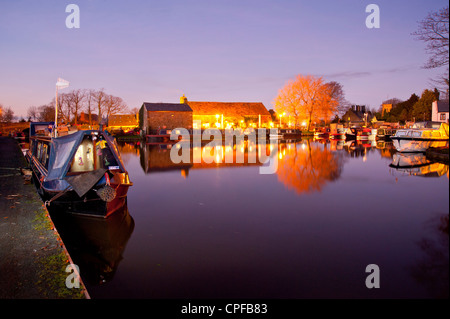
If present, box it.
[26,88,128,125]
[0,104,15,123]
[374,89,443,123]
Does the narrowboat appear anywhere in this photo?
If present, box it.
[280,129,302,139]
[375,127,396,141]
[345,127,370,141]
[390,121,449,153]
[26,122,133,218]
[314,127,330,139]
[356,128,371,141]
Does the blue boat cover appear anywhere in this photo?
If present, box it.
[46,130,125,182]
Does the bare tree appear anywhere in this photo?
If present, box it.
[2,106,15,123]
[27,106,39,121]
[37,103,55,122]
[68,89,86,125]
[323,81,348,118]
[104,94,128,118]
[53,92,72,124]
[93,88,107,123]
[413,6,449,92]
[413,6,449,69]
[85,89,95,126]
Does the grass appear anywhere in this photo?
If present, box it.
[32,206,86,299]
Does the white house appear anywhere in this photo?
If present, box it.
[431,100,449,123]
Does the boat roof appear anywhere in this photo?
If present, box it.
[411,121,448,128]
[46,130,126,181]
[29,121,55,137]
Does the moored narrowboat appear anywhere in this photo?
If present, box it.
[26,122,133,218]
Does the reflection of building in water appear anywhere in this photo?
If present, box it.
[276,140,345,194]
[49,204,135,285]
[139,140,272,177]
[389,153,449,178]
[140,143,193,175]
[117,141,141,165]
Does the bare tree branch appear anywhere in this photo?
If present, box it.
[412,6,449,69]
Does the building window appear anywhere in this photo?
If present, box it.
[440,113,446,121]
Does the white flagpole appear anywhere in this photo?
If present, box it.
[54,78,70,137]
[55,86,58,137]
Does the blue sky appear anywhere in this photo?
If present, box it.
[0,0,448,117]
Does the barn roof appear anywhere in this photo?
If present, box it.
[187,101,270,116]
[142,102,193,112]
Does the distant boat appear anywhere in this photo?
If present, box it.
[280,129,302,139]
[269,128,283,139]
[329,123,346,140]
[357,128,371,141]
[26,122,133,218]
[314,127,330,139]
[376,127,396,141]
[390,121,449,153]
[346,127,370,141]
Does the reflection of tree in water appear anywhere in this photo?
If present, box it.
[410,213,449,298]
[276,140,345,194]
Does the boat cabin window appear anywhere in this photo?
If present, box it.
[68,135,119,174]
[36,141,50,169]
[412,122,442,129]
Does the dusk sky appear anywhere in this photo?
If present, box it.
[1,0,448,118]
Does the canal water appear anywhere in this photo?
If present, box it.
[50,138,449,299]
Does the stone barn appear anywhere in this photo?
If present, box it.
[139,102,193,134]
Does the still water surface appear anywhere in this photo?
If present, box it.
[50,138,449,298]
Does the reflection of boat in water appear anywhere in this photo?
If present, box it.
[49,204,135,285]
[26,122,133,218]
[389,152,449,177]
[391,121,449,153]
[329,138,345,151]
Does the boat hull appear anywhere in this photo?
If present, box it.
[391,137,449,153]
[356,135,369,141]
[45,184,130,218]
[329,133,346,140]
